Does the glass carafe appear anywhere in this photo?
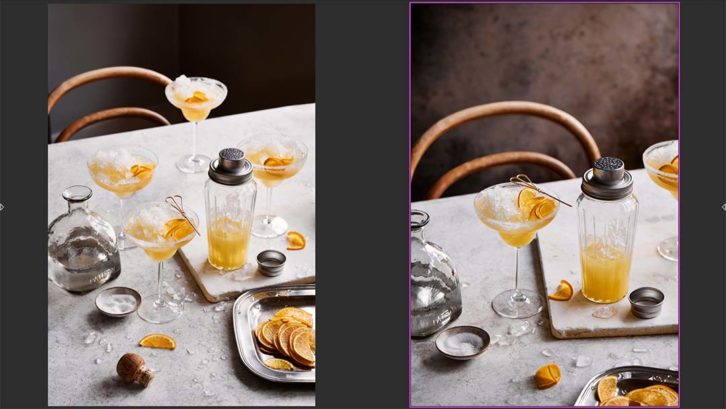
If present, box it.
[411,210,462,338]
[48,185,121,293]
[577,158,639,303]
[204,148,257,270]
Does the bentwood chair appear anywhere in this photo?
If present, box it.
[48,66,172,143]
[411,101,601,199]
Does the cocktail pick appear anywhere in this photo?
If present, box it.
[509,174,572,208]
[165,195,200,235]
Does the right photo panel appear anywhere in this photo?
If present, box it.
[410,3,679,407]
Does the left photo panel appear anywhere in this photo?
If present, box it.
[47,4,315,406]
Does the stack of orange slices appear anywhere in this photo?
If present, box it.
[657,155,679,186]
[255,307,316,370]
[517,188,557,221]
[596,375,678,406]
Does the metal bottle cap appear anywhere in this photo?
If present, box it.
[581,157,633,201]
[208,148,253,186]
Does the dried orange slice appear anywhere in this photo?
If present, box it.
[262,319,284,347]
[670,155,679,167]
[626,388,669,406]
[276,322,305,357]
[287,231,306,250]
[601,396,633,406]
[289,327,315,367]
[534,199,557,219]
[517,188,538,209]
[658,163,678,175]
[139,333,176,350]
[534,363,561,389]
[184,90,209,103]
[264,156,294,167]
[263,358,294,371]
[274,307,313,327]
[548,280,574,301]
[130,164,154,179]
[597,375,618,402]
[645,385,678,406]
[163,218,195,240]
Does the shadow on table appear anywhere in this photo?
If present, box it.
[224,318,315,393]
[420,351,475,374]
[93,376,147,399]
[85,308,135,329]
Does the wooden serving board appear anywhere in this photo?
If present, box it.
[536,169,678,339]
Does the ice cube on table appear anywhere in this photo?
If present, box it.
[574,355,592,367]
[592,305,618,319]
[508,320,533,337]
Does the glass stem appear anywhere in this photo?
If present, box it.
[118,197,126,239]
[191,121,198,161]
[265,187,273,223]
[156,261,164,302]
[512,247,525,302]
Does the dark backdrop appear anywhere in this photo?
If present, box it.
[48,4,314,141]
[411,3,678,201]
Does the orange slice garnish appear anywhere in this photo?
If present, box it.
[534,363,561,389]
[263,358,295,371]
[597,375,618,402]
[130,164,154,179]
[670,155,679,167]
[517,188,538,209]
[287,231,306,250]
[658,164,678,175]
[264,156,294,167]
[534,199,557,219]
[139,333,176,350]
[163,218,195,240]
[184,90,209,103]
[548,279,574,301]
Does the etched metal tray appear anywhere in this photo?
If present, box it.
[233,284,315,383]
[574,366,678,406]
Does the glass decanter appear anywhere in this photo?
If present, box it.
[411,210,462,338]
[48,185,121,293]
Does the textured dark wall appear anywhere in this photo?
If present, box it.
[48,4,314,141]
[411,4,678,200]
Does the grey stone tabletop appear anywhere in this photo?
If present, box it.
[410,173,678,407]
[48,104,315,406]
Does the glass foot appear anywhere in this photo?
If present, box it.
[138,294,183,324]
[176,154,210,174]
[657,236,678,262]
[491,288,543,319]
[252,214,288,239]
[116,230,136,251]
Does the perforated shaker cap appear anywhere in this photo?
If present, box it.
[208,148,253,186]
[581,157,634,201]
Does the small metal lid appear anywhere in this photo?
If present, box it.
[629,287,664,319]
[95,286,141,318]
[257,250,286,277]
[208,148,253,186]
[581,157,634,201]
[411,210,430,230]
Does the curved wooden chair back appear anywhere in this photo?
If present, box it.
[48,66,172,143]
[411,101,601,199]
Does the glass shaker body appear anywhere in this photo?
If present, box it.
[410,210,462,338]
[577,158,639,303]
[205,149,257,271]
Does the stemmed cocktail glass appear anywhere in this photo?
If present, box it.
[474,182,559,318]
[124,201,199,324]
[165,76,227,174]
[237,134,308,238]
[643,139,678,261]
[87,146,158,250]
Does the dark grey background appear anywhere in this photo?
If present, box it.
[0,1,722,408]
[411,3,678,201]
[48,4,314,142]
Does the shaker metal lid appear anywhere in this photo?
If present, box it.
[257,250,286,277]
[581,157,634,201]
[628,287,664,319]
[208,148,253,185]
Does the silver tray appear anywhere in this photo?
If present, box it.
[233,284,315,383]
[574,366,678,406]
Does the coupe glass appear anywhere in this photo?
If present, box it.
[87,146,158,250]
[474,182,559,318]
[643,139,678,261]
[237,134,308,238]
[165,77,227,174]
[124,201,199,324]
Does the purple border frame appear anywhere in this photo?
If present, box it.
[408,1,681,407]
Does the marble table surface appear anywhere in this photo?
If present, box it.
[47,104,315,406]
[410,173,678,407]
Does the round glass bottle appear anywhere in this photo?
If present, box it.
[204,148,257,270]
[48,185,121,293]
[577,157,639,303]
[411,210,462,338]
